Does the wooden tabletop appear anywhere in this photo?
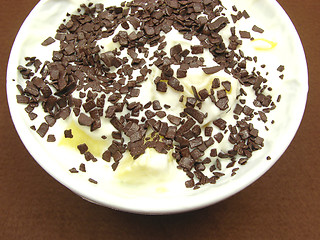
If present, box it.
[0,1,319,239]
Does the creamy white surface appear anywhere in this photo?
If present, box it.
[7,0,308,213]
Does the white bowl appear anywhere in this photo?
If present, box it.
[7,0,308,214]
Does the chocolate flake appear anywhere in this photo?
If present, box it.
[243,105,254,116]
[191,45,204,54]
[36,123,49,138]
[214,133,224,143]
[239,31,251,39]
[184,107,205,124]
[202,65,224,75]
[205,127,213,136]
[179,157,194,171]
[222,81,231,92]
[233,104,243,115]
[212,78,220,89]
[277,65,285,72]
[167,115,181,125]
[78,113,94,126]
[198,89,209,100]
[69,168,78,173]
[252,25,264,33]
[47,134,56,142]
[258,111,268,122]
[64,129,73,138]
[213,118,227,130]
[102,150,111,162]
[177,68,187,78]
[41,37,55,46]
[88,178,98,184]
[79,163,86,172]
[168,78,184,92]
[156,81,167,92]
[77,143,88,154]
[152,100,162,110]
[215,97,229,110]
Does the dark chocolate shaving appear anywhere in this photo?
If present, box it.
[184,108,205,124]
[202,65,224,74]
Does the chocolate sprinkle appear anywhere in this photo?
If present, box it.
[36,123,49,138]
[77,143,88,154]
[88,178,98,184]
[214,133,224,143]
[64,129,73,138]
[78,113,94,126]
[277,65,285,72]
[252,25,264,33]
[213,118,227,130]
[79,163,86,172]
[41,37,55,46]
[69,168,78,173]
[202,65,224,74]
[179,157,194,171]
[47,134,56,142]
[184,107,205,124]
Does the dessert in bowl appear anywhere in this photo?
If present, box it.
[7,0,308,214]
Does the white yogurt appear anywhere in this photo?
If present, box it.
[8,0,299,198]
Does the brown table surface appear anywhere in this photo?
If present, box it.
[1,1,319,239]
